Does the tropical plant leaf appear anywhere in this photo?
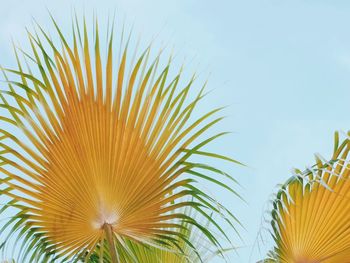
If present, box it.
[0,15,241,262]
[86,207,225,263]
[265,131,350,262]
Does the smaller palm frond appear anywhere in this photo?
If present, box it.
[0,16,241,262]
[89,208,225,263]
[266,131,350,263]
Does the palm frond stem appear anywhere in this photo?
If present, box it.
[103,223,118,263]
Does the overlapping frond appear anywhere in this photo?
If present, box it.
[266,132,350,262]
[0,16,240,262]
[89,208,222,263]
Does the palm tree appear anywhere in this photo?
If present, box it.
[0,16,240,262]
[264,132,350,262]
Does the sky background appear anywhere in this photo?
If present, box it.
[1,0,350,262]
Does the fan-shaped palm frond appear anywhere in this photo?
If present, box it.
[0,16,240,262]
[266,132,350,262]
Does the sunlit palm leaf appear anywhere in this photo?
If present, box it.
[0,16,240,262]
[266,132,350,262]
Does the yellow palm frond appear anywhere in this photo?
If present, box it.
[0,16,240,262]
[267,132,350,263]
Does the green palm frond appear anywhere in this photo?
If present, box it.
[88,208,223,263]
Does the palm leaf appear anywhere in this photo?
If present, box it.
[88,207,224,263]
[266,131,350,262]
[0,16,240,262]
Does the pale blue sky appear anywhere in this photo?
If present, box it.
[1,0,350,262]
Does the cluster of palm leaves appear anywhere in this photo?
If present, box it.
[1,13,350,263]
